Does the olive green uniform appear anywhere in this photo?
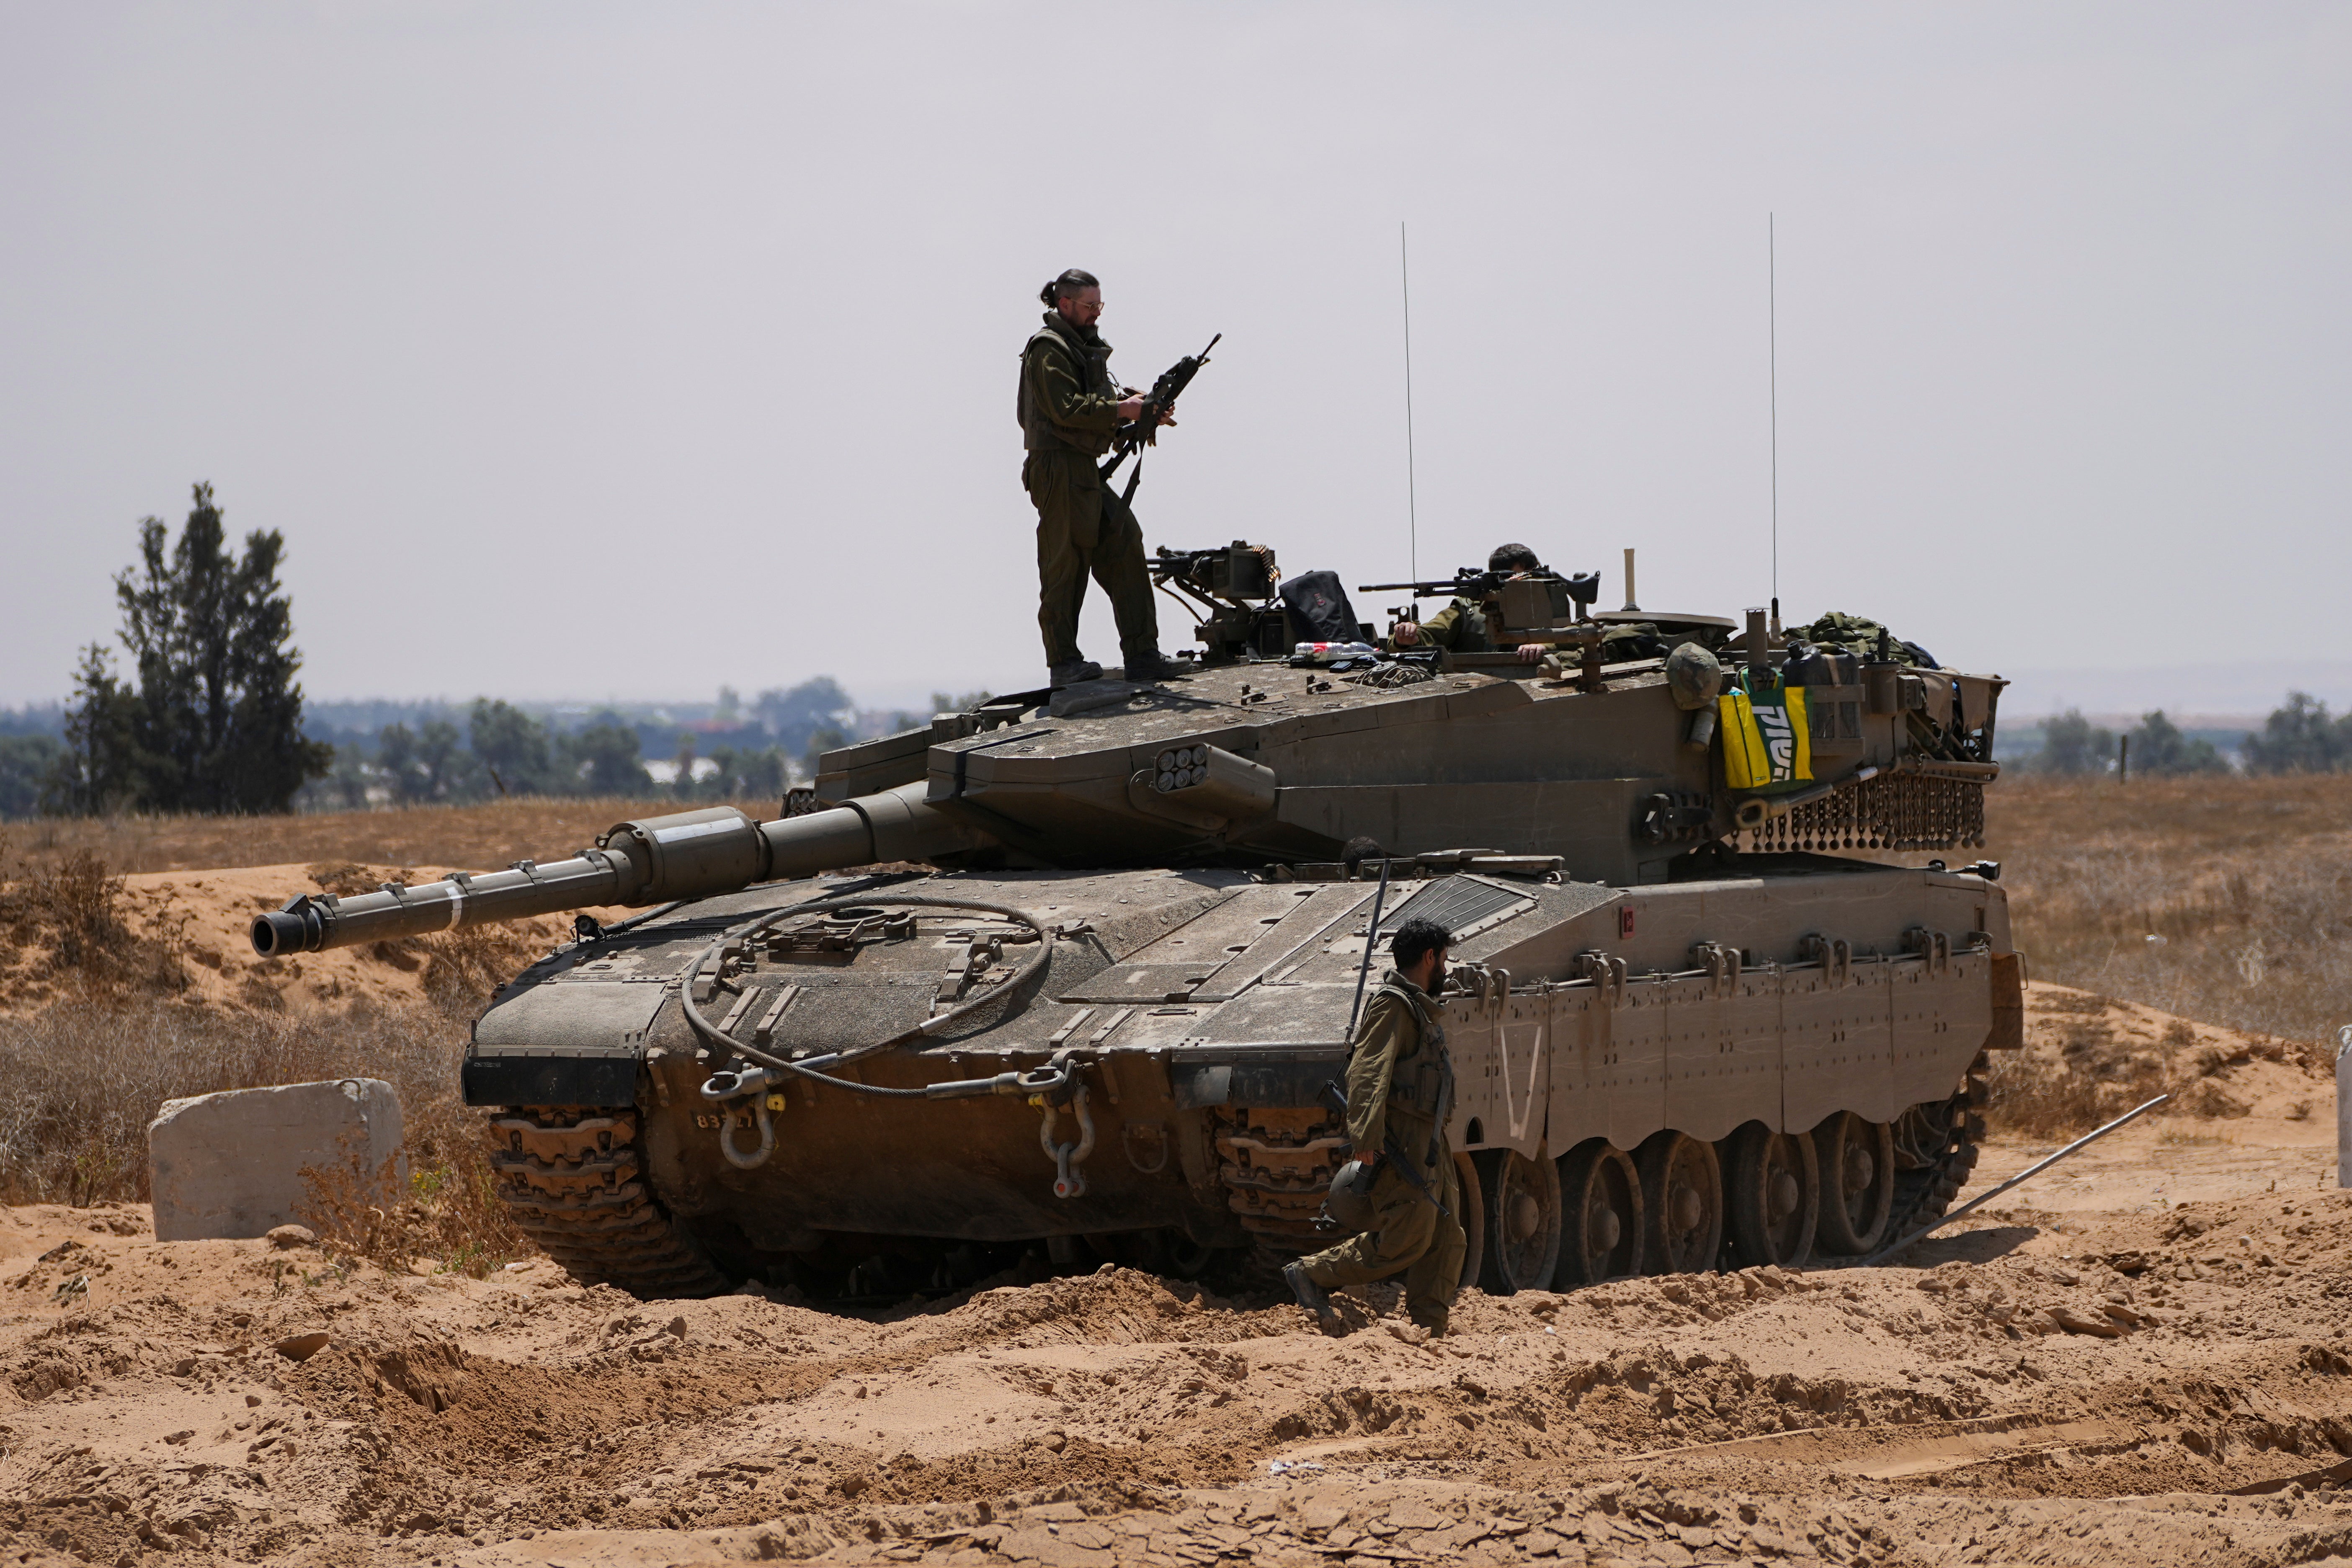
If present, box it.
[1017,312,1159,672]
[1295,970,1465,1331]
[1411,596,1498,652]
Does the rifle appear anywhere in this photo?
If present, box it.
[1359,567,1601,608]
[1099,333,1220,497]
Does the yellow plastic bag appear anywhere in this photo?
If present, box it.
[1719,685,1813,792]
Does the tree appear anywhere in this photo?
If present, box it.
[2123,710,2228,776]
[2032,710,2115,776]
[469,699,554,796]
[753,678,854,753]
[57,483,333,813]
[733,745,788,803]
[0,735,63,818]
[50,644,150,814]
[565,719,651,796]
[2242,692,2346,774]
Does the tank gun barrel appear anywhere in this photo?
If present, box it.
[248,782,991,958]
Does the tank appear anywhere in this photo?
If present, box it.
[250,545,2021,1300]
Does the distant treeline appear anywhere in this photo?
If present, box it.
[2024,693,2352,777]
[0,680,984,819]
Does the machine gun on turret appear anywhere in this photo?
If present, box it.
[1149,539,1290,663]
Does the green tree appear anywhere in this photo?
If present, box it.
[2123,710,2228,776]
[565,720,651,796]
[0,735,64,818]
[469,700,555,796]
[2242,692,2346,774]
[51,644,150,814]
[57,483,332,813]
[2032,709,2115,776]
[297,744,371,811]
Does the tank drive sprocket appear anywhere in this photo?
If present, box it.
[486,1106,727,1297]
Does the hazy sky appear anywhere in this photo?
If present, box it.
[3,3,2345,714]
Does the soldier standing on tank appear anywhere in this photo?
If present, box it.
[1388,542,1552,664]
[1284,916,1466,1338]
[1020,269,1179,690]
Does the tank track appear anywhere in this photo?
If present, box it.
[1212,1106,1349,1249]
[1880,1048,1992,1251]
[486,1106,730,1297]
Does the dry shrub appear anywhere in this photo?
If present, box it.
[1983,1019,2169,1140]
[0,996,533,1273]
[296,1127,522,1279]
[1983,999,2327,1140]
[0,834,187,1006]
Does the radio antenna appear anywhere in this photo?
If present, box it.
[1401,221,1419,580]
[1769,213,1779,620]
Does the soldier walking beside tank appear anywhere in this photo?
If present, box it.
[1284,916,1467,1338]
[1020,269,1178,690]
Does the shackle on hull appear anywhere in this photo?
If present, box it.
[248,781,992,957]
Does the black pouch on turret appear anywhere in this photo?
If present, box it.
[1279,570,1362,645]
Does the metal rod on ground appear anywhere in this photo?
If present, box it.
[1344,858,1393,1044]
[1859,1092,2171,1265]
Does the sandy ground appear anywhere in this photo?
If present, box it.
[5,981,2350,1565]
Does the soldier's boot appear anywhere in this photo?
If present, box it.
[1408,1305,1450,1338]
[1049,658,1104,690]
[1282,1261,1343,1337]
[1122,650,1182,683]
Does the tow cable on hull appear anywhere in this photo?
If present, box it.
[678,891,1095,1198]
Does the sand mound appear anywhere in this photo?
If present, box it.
[2001,980,2334,1135]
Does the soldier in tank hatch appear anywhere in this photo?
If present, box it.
[1019,268,1180,691]
[1388,542,1554,663]
[1285,915,1467,1338]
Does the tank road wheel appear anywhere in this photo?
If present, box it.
[1553,1140,1643,1287]
[486,1106,728,1298]
[1452,1151,1486,1292]
[1473,1146,1562,1295]
[1635,1131,1723,1276]
[1812,1111,1897,1256]
[1721,1123,1819,1269]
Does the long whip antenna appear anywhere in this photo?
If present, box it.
[1401,221,1419,580]
[1769,213,1779,613]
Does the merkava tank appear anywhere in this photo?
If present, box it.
[251,544,2021,1301]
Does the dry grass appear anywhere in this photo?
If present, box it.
[0,996,531,1270]
[1983,774,2352,1046]
[2,795,685,877]
[0,831,190,1004]
[295,1137,524,1279]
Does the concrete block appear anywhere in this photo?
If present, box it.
[147,1078,404,1242]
